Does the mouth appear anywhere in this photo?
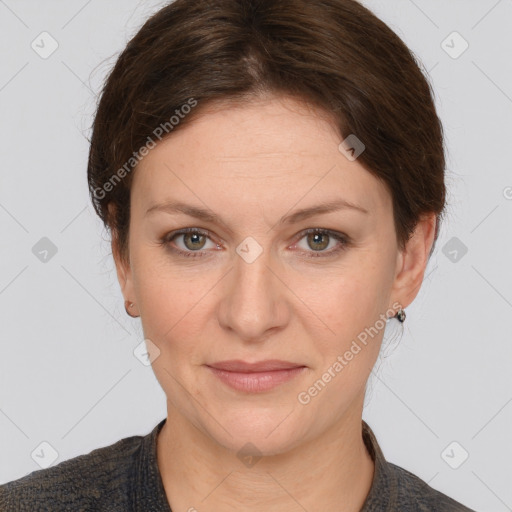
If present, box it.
[205,359,307,393]
[207,359,305,372]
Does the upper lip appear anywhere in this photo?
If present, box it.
[207,359,305,372]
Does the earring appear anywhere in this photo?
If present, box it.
[124,300,139,318]
[395,308,406,323]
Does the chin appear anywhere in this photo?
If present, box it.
[204,411,308,457]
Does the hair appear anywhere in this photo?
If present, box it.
[87,0,446,265]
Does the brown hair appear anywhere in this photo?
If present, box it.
[87,0,446,265]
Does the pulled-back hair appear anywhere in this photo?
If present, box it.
[87,0,446,264]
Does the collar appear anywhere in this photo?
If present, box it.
[133,418,171,512]
[360,420,398,511]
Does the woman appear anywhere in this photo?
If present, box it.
[0,0,477,510]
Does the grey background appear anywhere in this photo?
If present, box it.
[0,0,511,510]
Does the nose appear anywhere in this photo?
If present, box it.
[217,243,290,343]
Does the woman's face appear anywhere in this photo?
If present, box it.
[116,94,430,455]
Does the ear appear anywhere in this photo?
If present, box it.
[108,204,139,317]
[390,213,437,311]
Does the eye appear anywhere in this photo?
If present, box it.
[160,228,219,258]
[292,228,349,258]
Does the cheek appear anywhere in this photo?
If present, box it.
[136,285,220,426]
[302,256,393,387]
[314,263,391,338]
[134,266,210,395]
[132,254,219,357]
[299,273,388,413]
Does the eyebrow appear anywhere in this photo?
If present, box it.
[145,198,368,228]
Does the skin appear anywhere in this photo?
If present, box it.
[113,93,436,512]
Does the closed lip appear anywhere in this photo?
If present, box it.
[206,359,305,372]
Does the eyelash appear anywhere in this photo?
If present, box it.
[159,227,350,259]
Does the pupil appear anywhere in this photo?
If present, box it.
[186,233,204,249]
[309,233,328,251]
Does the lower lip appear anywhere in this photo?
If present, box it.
[206,366,307,393]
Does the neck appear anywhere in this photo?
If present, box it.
[156,400,375,512]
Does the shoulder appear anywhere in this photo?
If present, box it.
[388,461,476,511]
[0,432,145,512]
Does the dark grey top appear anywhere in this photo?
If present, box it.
[0,418,477,511]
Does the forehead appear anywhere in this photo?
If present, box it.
[131,95,391,216]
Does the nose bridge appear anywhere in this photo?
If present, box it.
[219,236,287,339]
[235,236,273,291]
